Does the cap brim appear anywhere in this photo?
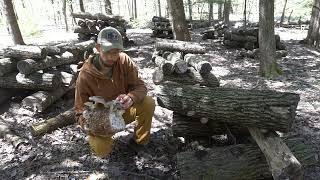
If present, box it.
[101,42,124,52]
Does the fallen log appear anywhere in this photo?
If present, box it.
[184,54,213,74]
[22,87,70,113]
[0,58,18,76]
[56,64,78,75]
[167,52,188,74]
[230,34,258,43]
[223,40,244,48]
[249,128,302,179]
[155,82,300,132]
[154,56,174,75]
[152,16,170,22]
[3,45,47,59]
[31,108,76,137]
[17,52,75,75]
[0,72,62,90]
[56,71,76,87]
[188,67,220,87]
[177,137,316,180]
[74,26,92,35]
[155,40,206,54]
[42,46,61,56]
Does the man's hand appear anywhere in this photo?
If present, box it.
[116,94,133,109]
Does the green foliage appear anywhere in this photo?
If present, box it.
[18,16,40,37]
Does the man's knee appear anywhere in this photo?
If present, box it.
[141,96,155,112]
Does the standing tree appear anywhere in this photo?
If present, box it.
[79,0,85,12]
[259,0,280,78]
[158,0,161,17]
[280,0,288,26]
[3,0,25,45]
[188,0,193,21]
[224,0,231,26]
[167,0,191,41]
[306,0,320,46]
[104,0,112,14]
[243,0,247,28]
[209,1,214,22]
[133,0,137,18]
[218,1,223,20]
[62,0,68,31]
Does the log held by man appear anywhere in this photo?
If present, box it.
[155,82,300,132]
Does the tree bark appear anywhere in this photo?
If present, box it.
[62,0,69,31]
[79,0,85,12]
[259,0,280,78]
[158,0,161,17]
[167,0,191,41]
[184,54,213,74]
[104,0,113,15]
[249,128,303,180]
[0,58,18,76]
[209,2,213,22]
[167,52,188,74]
[177,137,315,180]
[224,0,231,26]
[22,87,70,113]
[155,40,205,54]
[154,55,174,75]
[17,52,75,75]
[306,0,320,46]
[218,2,223,20]
[187,0,192,21]
[31,108,76,137]
[155,82,300,132]
[3,45,47,60]
[3,0,25,45]
[244,0,247,28]
[0,72,62,90]
[280,0,288,26]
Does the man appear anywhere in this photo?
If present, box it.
[75,27,155,157]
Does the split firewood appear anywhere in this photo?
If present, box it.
[155,82,299,132]
[154,55,174,75]
[0,72,62,90]
[0,58,18,76]
[167,52,188,74]
[17,52,75,75]
[187,67,220,87]
[184,54,213,75]
[31,108,76,137]
[249,128,303,179]
[3,45,47,59]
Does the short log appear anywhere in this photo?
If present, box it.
[0,58,18,76]
[184,54,213,74]
[3,45,47,59]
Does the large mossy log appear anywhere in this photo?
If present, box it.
[177,137,316,180]
[184,54,213,74]
[31,108,76,137]
[17,52,75,74]
[0,58,18,76]
[3,45,47,59]
[155,82,300,132]
[22,87,70,113]
[249,128,302,179]
[0,72,62,90]
[155,40,206,54]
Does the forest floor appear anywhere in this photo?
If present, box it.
[0,27,319,180]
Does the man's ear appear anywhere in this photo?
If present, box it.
[95,44,101,52]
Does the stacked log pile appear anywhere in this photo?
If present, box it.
[151,39,311,179]
[71,12,132,46]
[151,16,173,39]
[0,41,94,112]
[201,22,228,40]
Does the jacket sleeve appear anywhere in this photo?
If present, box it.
[125,56,147,104]
[74,72,91,125]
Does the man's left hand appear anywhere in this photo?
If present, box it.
[116,94,133,109]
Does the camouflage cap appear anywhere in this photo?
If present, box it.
[97,27,123,52]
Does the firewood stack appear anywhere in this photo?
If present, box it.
[71,12,132,46]
[151,40,312,180]
[201,22,228,40]
[151,16,173,39]
[0,40,94,113]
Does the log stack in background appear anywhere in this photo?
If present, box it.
[71,12,133,46]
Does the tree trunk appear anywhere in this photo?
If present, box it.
[249,128,303,180]
[244,0,247,28]
[306,0,320,46]
[69,0,77,26]
[259,0,280,78]
[104,0,112,15]
[22,87,70,113]
[218,2,223,20]
[187,0,192,21]
[17,52,75,75]
[184,54,213,74]
[3,45,47,60]
[0,58,18,76]
[177,137,316,180]
[288,9,293,24]
[167,0,191,41]
[133,0,137,19]
[155,82,300,132]
[79,0,85,12]
[155,40,205,54]
[3,0,25,45]
[224,0,231,26]
[0,72,62,90]
[31,108,76,137]
[62,0,68,31]
[158,0,161,17]
[209,2,213,22]
[280,0,288,26]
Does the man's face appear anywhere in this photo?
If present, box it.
[96,44,121,67]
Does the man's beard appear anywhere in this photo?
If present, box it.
[101,59,114,67]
